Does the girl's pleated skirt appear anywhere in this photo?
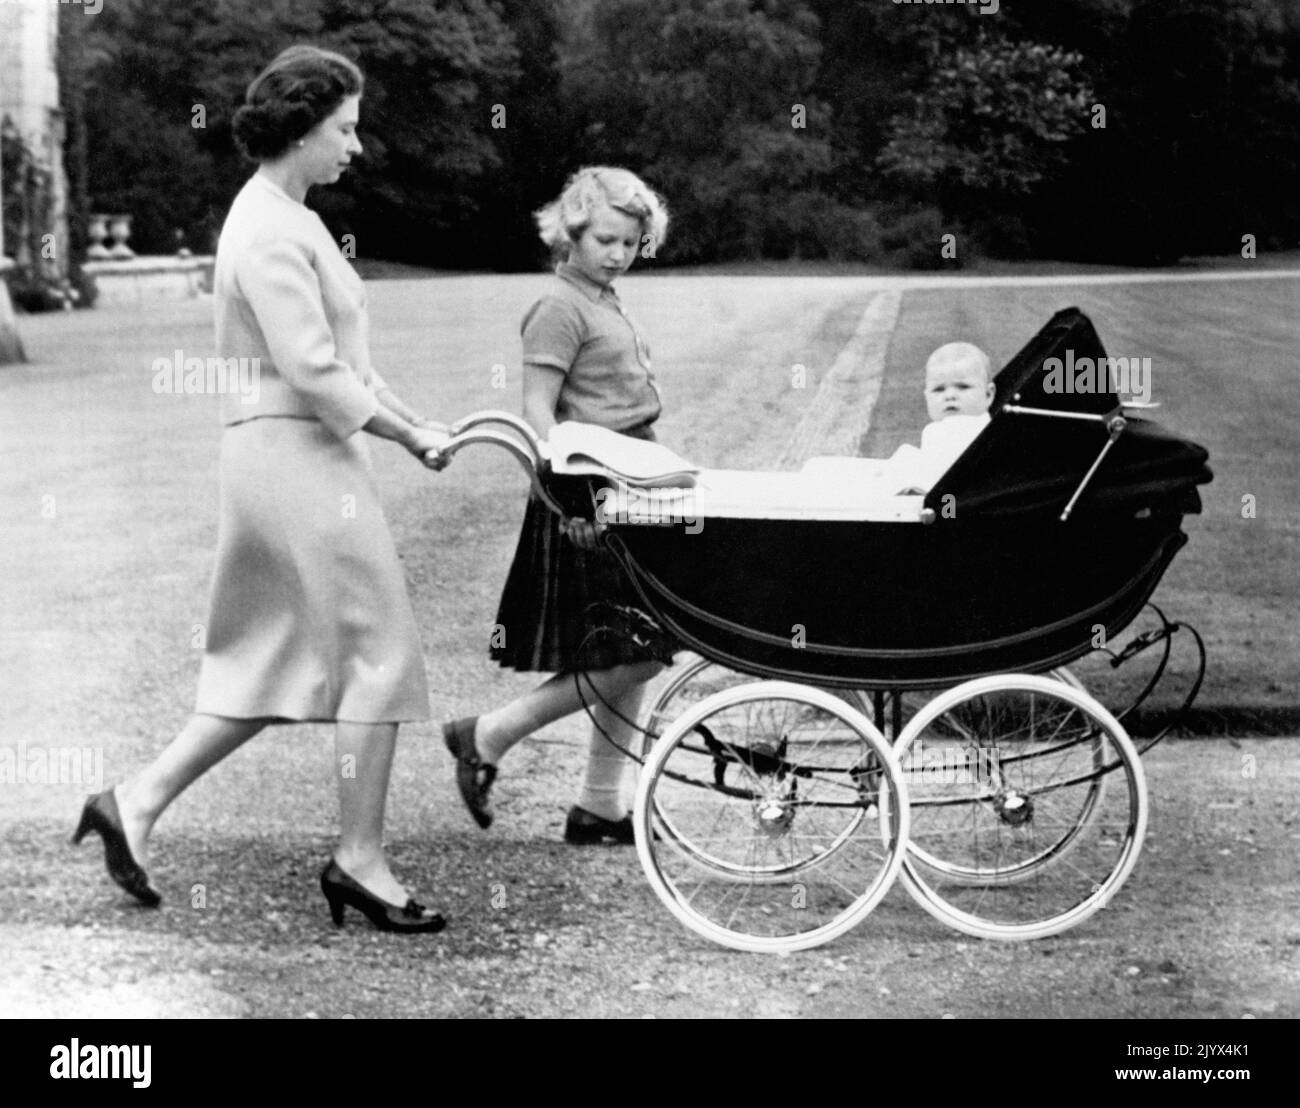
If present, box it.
[490,427,660,674]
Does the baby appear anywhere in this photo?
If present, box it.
[883,341,994,493]
[802,343,994,494]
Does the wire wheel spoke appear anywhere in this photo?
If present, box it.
[895,675,1146,941]
[635,681,908,953]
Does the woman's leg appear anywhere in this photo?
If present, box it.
[475,660,662,767]
[332,721,412,905]
[114,713,269,866]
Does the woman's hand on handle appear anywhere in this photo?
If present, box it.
[409,425,452,471]
[361,404,452,469]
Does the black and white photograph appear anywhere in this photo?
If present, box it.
[1,0,1296,1052]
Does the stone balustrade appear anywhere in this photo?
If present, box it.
[83,212,213,304]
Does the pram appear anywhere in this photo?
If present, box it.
[442,308,1213,953]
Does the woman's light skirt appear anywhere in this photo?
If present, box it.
[195,417,429,723]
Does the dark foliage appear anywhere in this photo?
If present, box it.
[55,0,1300,268]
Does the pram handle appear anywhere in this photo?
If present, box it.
[448,410,545,465]
[440,411,567,517]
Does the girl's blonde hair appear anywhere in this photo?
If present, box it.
[535,167,669,258]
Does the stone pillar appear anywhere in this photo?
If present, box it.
[1,163,28,366]
[0,274,26,365]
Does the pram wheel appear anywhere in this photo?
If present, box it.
[633,681,909,953]
[640,659,875,876]
[892,674,1147,940]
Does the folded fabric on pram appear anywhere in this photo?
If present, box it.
[546,421,700,487]
[586,420,990,524]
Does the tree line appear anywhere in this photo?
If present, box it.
[57,0,1300,269]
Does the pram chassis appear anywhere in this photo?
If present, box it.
[439,308,1210,954]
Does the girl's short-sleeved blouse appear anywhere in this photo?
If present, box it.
[520,262,661,433]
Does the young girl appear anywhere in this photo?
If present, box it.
[443,167,670,843]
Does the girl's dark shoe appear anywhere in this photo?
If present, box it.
[564,805,636,845]
[71,789,162,907]
[443,716,495,829]
[319,859,446,934]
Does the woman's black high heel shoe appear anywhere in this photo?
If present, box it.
[319,859,446,934]
[71,789,162,908]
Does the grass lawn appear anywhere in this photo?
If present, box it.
[2,270,1295,776]
[865,277,1299,718]
[0,274,878,826]
[0,268,1296,1019]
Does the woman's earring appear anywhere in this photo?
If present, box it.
[296,139,305,147]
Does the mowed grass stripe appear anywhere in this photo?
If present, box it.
[775,288,901,468]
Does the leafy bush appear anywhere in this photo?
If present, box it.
[878,37,1092,204]
[78,0,527,266]
[768,193,882,262]
[879,205,961,271]
[7,267,90,313]
[61,0,1300,267]
[566,0,840,265]
[965,211,1036,262]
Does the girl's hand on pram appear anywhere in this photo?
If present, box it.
[561,518,600,550]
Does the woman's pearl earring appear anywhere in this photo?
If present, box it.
[296,140,305,147]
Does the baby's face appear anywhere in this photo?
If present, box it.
[925,355,994,421]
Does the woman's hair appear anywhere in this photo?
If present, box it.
[231,45,364,161]
[535,167,669,259]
